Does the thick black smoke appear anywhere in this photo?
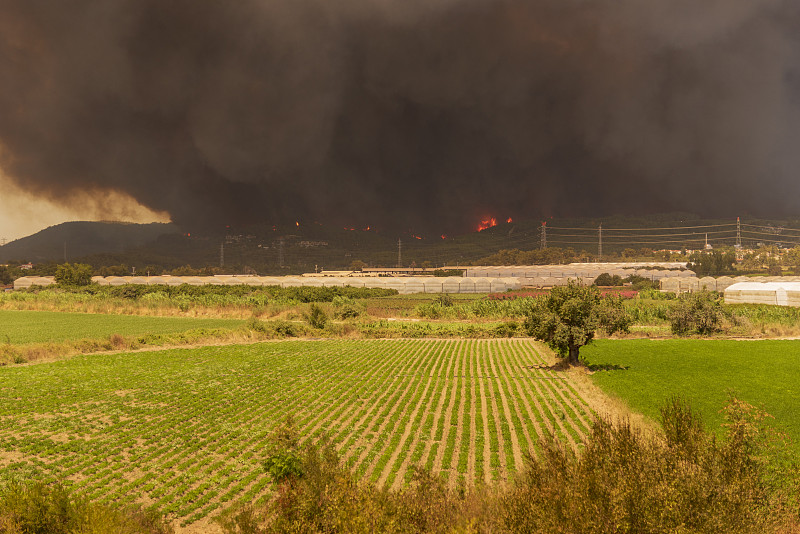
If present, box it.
[1,0,799,234]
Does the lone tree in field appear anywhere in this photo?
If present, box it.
[524,282,631,365]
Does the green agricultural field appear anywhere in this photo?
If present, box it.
[0,310,244,344]
[582,339,800,447]
[0,339,591,526]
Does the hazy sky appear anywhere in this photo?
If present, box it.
[0,171,169,243]
[1,1,799,238]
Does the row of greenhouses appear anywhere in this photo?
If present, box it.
[724,282,800,307]
[660,276,800,294]
[464,264,692,280]
[12,275,524,294]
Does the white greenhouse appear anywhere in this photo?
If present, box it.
[724,282,800,307]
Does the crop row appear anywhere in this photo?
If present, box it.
[0,339,592,526]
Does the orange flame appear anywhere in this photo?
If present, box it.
[295,221,300,227]
[506,217,513,223]
[477,217,498,232]
[441,234,447,239]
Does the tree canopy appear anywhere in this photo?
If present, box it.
[54,263,93,286]
[524,282,631,365]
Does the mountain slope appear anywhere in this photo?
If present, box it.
[0,221,180,263]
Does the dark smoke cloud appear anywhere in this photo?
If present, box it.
[1,0,799,234]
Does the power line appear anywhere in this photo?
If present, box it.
[546,222,735,231]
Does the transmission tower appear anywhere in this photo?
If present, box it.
[278,238,285,268]
[735,217,742,249]
[598,223,603,261]
[397,239,402,268]
[540,222,547,249]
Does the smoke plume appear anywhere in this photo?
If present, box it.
[1,0,799,234]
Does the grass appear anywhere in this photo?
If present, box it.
[0,339,590,526]
[582,339,800,448]
[0,310,244,344]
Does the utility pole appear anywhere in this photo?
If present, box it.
[540,222,547,249]
[220,242,225,268]
[397,239,402,268]
[278,238,285,269]
[598,223,603,261]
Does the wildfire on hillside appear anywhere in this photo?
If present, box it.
[477,217,498,231]
[477,216,514,231]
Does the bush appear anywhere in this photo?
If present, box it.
[434,293,454,307]
[493,321,519,338]
[272,320,300,338]
[623,274,660,291]
[0,481,173,533]
[593,272,623,286]
[504,397,794,534]
[263,415,304,483]
[668,290,725,335]
[305,304,328,329]
[332,296,364,320]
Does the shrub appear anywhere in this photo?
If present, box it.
[305,304,328,329]
[0,481,173,533]
[623,274,660,291]
[593,272,623,286]
[433,269,464,277]
[493,321,519,338]
[263,415,304,483]
[503,397,796,534]
[434,293,454,307]
[271,320,300,338]
[668,290,725,335]
[332,296,364,320]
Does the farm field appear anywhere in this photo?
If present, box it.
[582,339,800,447]
[0,310,245,345]
[0,338,592,527]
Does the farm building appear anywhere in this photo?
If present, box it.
[724,282,800,307]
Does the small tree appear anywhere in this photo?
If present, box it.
[668,290,725,336]
[0,265,12,286]
[687,250,736,276]
[54,263,93,286]
[524,282,631,365]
